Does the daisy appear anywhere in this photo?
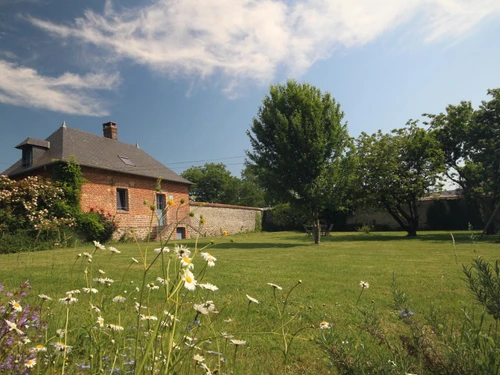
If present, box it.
[83,252,92,259]
[25,358,37,368]
[107,324,124,331]
[201,252,216,267]
[56,329,66,338]
[154,247,170,253]
[4,319,24,334]
[38,294,52,301]
[174,244,190,258]
[267,283,283,290]
[59,295,78,305]
[131,257,139,263]
[156,277,167,285]
[98,269,106,275]
[90,304,101,313]
[53,341,72,353]
[221,332,233,339]
[82,288,98,294]
[193,304,209,315]
[147,283,159,290]
[113,295,126,303]
[320,321,331,329]
[360,281,370,289]
[9,300,22,312]
[183,270,197,291]
[230,339,246,346]
[30,344,47,353]
[109,246,121,254]
[93,241,106,250]
[140,314,158,321]
[97,317,104,327]
[199,283,219,291]
[246,294,259,304]
[193,353,205,363]
[180,256,194,269]
[224,318,233,323]
[66,289,81,295]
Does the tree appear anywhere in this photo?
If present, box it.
[356,121,445,236]
[246,80,356,244]
[181,163,240,204]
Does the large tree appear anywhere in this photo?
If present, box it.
[246,80,356,244]
[356,121,445,236]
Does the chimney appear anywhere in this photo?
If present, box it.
[103,121,118,140]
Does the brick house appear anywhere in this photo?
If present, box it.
[3,122,192,240]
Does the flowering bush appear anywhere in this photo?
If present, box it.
[77,209,117,243]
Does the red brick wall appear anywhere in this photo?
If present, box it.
[80,167,191,240]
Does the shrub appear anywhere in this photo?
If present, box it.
[76,209,117,243]
[356,223,373,234]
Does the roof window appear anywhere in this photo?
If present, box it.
[119,156,135,166]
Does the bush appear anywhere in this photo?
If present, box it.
[77,210,117,243]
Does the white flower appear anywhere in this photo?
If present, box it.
[174,244,191,258]
[183,270,197,291]
[83,252,92,259]
[107,324,124,331]
[154,247,170,253]
[246,294,259,304]
[9,300,22,312]
[131,257,139,263]
[147,283,159,290]
[199,283,219,291]
[193,353,205,362]
[97,316,104,327]
[59,294,78,305]
[180,256,194,269]
[267,283,283,290]
[25,359,37,368]
[30,344,47,353]
[82,288,98,294]
[90,304,101,313]
[193,304,209,315]
[66,289,80,295]
[113,295,126,303]
[38,294,52,301]
[156,277,167,285]
[320,321,331,329]
[360,281,370,289]
[140,314,158,321]
[109,246,121,254]
[203,300,217,313]
[98,269,105,275]
[230,339,246,346]
[4,319,24,335]
[53,341,72,353]
[201,252,216,267]
[93,241,106,250]
[56,329,66,338]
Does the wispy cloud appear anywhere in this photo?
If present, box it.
[27,0,500,95]
[0,60,119,116]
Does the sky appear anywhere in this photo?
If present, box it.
[1,0,500,178]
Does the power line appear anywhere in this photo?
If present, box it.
[164,155,246,165]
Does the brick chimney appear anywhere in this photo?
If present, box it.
[103,121,118,140]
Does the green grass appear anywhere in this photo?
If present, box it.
[1,230,499,374]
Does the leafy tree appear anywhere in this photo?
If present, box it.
[181,163,240,204]
[356,121,445,236]
[246,80,356,244]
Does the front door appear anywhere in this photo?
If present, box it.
[156,194,166,226]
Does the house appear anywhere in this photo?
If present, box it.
[2,122,192,240]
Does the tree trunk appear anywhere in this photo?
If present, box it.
[313,217,321,245]
[482,199,500,236]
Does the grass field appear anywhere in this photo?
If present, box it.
[1,230,499,374]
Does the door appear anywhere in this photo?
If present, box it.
[156,194,166,225]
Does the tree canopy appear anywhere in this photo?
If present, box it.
[246,80,356,244]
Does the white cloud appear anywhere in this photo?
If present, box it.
[0,60,119,116]
[27,0,500,95]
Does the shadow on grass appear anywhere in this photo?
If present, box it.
[211,242,302,250]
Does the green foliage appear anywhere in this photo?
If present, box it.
[247,80,357,243]
[77,209,117,243]
[52,157,85,216]
[268,203,309,231]
[356,223,373,234]
[356,121,445,236]
[254,212,262,232]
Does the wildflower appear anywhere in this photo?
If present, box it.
[267,283,283,290]
[66,289,81,295]
[22,337,31,345]
[174,244,191,258]
[113,295,126,303]
[230,339,246,346]
[97,316,104,327]
[93,241,106,250]
[246,294,259,304]
[222,230,228,236]
[53,341,73,353]
[82,288,98,294]
[154,247,170,253]
[156,277,167,285]
[140,314,158,321]
[83,252,92,259]
[388,359,397,367]
[91,304,101,313]
[201,252,216,267]
[109,246,121,254]
[193,353,205,362]
[30,344,47,353]
[360,281,370,289]
[167,198,175,206]
[224,318,233,323]
[183,270,197,291]
[320,321,331,329]
[399,309,415,318]
[194,304,209,315]
[10,300,22,312]
[107,324,124,331]
[25,358,37,368]
[56,329,66,338]
[59,294,78,304]
[131,257,139,263]
[4,319,24,334]
[147,283,159,290]
[98,269,106,274]
[181,256,194,269]
[38,294,52,301]
[199,283,219,291]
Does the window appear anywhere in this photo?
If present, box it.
[22,148,33,167]
[116,188,129,211]
[118,156,135,166]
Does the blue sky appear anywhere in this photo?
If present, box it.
[1,0,500,177]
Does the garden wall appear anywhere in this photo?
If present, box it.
[189,202,263,237]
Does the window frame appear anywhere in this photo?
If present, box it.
[116,188,129,211]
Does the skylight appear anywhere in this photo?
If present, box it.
[119,156,135,166]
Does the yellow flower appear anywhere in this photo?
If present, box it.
[167,198,175,206]
[9,300,22,312]
[320,321,331,329]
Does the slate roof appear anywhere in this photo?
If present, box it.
[3,125,191,185]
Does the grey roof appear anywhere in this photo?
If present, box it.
[3,125,192,185]
[15,137,50,149]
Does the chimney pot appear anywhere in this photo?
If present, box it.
[103,121,118,140]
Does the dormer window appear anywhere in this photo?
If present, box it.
[22,148,33,168]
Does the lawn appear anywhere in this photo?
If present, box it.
[1,230,499,374]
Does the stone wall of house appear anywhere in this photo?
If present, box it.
[189,202,263,237]
[80,167,191,240]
